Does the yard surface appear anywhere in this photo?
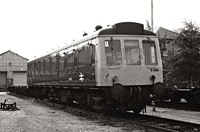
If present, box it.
[0,92,142,132]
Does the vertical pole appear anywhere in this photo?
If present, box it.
[57,54,60,83]
[151,0,154,32]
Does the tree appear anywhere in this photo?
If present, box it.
[165,21,200,87]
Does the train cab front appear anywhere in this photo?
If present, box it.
[96,22,165,113]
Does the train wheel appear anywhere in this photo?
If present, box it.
[66,98,73,106]
[169,91,181,103]
[133,109,141,114]
[80,96,88,111]
[133,104,143,114]
[186,97,194,104]
[170,96,181,103]
[99,102,110,115]
[110,104,124,115]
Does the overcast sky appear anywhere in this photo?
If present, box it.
[0,0,199,60]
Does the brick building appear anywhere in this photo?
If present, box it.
[156,27,179,57]
[0,50,28,91]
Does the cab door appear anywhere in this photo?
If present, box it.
[142,39,163,83]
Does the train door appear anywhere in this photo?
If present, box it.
[142,40,158,66]
[77,41,96,86]
[142,39,163,84]
[96,37,123,86]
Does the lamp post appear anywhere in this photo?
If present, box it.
[151,0,154,32]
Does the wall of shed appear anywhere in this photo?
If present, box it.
[0,51,28,90]
[0,51,27,72]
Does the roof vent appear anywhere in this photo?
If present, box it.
[95,25,102,31]
[113,22,144,34]
[83,32,88,37]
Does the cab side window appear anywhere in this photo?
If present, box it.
[105,40,122,66]
[142,40,158,65]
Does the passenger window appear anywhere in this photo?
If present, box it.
[43,60,46,73]
[34,63,36,74]
[60,49,68,69]
[105,40,122,66]
[64,53,67,69]
[90,44,95,65]
[124,40,141,65]
[78,43,91,66]
[67,47,75,68]
[74,47,78,67]
[142,40,158,65]
[51,54,57,71]
[48,57,52,72]
[59,52,65,70]
[37,61,41,74]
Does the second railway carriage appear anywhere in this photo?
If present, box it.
[27,22,165,113]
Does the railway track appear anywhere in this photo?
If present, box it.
[35,99,200,132]
[8,92,200,131]
[123,112,200,132]
[154,101,200,111]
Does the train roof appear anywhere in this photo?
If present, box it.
[29,22,156,63]
[97,22,156,36]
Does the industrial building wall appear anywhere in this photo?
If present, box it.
[0,72,7,91]
[13,71,27,86]
[0,51,27,72]
[0,50,28,90]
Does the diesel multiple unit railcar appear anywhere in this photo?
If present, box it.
[10,22,165,113]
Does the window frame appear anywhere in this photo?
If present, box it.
[104,39,122,66]
[124,39,141,65]
[142,40,158,65]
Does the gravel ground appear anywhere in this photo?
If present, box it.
[0,92,143,132]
